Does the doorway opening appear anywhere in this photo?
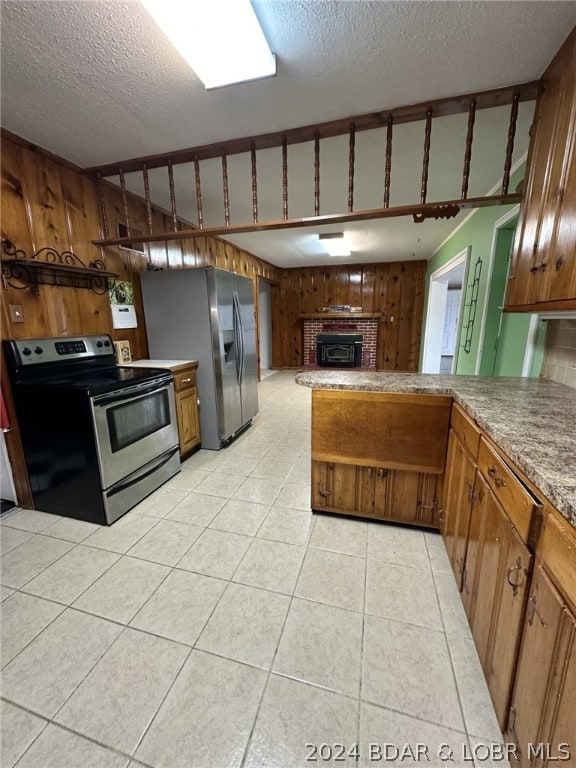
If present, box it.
[422,248,469,374]
[257,277,276,380]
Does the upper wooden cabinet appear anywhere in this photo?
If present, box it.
[505,28,576,312]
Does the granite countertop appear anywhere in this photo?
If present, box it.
[295,371,576,528]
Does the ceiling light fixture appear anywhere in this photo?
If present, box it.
[318,233,351,257]
[140,0,276,90]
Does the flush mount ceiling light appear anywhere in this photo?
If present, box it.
[318,233,351,257]
[140,0,276,89]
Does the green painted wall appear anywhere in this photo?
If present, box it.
[421,165,545,377]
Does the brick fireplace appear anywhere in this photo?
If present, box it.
[302,316,379,368]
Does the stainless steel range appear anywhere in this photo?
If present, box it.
[3,335,180,525]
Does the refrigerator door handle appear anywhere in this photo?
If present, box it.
[233,291,242,384]
[233,290,245,384]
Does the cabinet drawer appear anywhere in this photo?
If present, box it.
[174,368,196,392]
[478,438,542,543]
[540,508,576,610]
[451,403,481,459]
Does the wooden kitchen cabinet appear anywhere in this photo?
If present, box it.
[173,364,201,457]
[506,509,576,766]
[311,390,451,527]
[441,404,481,590]
[464,471,533,729]
[505,28,576,312]
[312,460,441,527]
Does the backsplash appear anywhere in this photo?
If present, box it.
[541,319,576,388]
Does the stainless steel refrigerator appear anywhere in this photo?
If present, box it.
[141,267,258,450]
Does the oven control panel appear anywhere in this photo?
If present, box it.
[8,335,113,366]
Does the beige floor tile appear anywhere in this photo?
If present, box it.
[22,545,119,605]
[273,598,363,696]
[161,468,210,492]
[244,674,359,768]
[362,615,464,731]
[1,609,122,718]
[55,628,188,755]
[365,559,443,630]
[295,549,365,611]
[135,650,266,768]
[233,477,283,505]
[250,456,295,481]
[177,528,252,579]
[130,488,189,519]
[0,526,33,555]
[233,538,306,594]
[425,531,453,574]
[367,523,430,570]
[0,585,15,602]
[42,517,101,543]
[447,635,503,743]
[309,514,368,557]
[72,556,170,624]
[130,569,226,645]
[127,519,202,566]
[14,723,129,768]
[273,482,311,511]
[1,508,61,533]
[83,513,159,554]
[194,472,245,498]
[182,450,227,471]
[168,492,227,526]
[433,571,473,638]
[257,506,314,545]
[197,582,290,669]
[217,454,261,476]
[0,535,74,589]
[286,462,311,485]
[209,498,270,536]
[1,592,64,668]
[359,702,469,768]
[0,701,47,768]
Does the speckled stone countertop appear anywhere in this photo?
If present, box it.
[295,371,576,528]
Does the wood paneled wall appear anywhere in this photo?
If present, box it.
[272,262,427,370]
[0,132,280,505]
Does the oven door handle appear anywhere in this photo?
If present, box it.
[93,379,170,407]
[107,446,179,497]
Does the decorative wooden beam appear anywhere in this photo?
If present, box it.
[118,167,130,236]
[222,152,230,227]
[461,100,476,200]
[251,143,258,224]
[92,193,521,247]
[502,92,520,194]
[85,82,539,177]
[348,124,355,213]
[142,165,153,235]
[167,161,178,232]
[282,136,288,221]
[314,132,320,217]
[96,172,109,239]
[383,115,393,208]
[420,109,433,204]
[194,157,204,229]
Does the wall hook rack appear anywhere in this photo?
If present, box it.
[461,256,482,354]
[1,239,117,295]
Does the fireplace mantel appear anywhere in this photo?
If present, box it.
[299,312,382,319]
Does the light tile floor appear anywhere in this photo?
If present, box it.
[0,371,508,768]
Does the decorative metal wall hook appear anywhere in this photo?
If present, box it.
[1,239,117,295]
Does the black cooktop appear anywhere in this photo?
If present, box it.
[36,365,172,396]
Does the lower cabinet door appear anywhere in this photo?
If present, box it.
[466,472,532,731]
[507,565,575,766]
[442,431,477,591]
[177,386,201,456]
[311,460,441,527]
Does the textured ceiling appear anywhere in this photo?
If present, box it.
[2,1,576,267]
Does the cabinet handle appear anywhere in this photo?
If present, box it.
[367,468,373,478]
[506,558,523,597]
[181,377,193,384]
[318,489,331,498]
[488,466,506,488]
